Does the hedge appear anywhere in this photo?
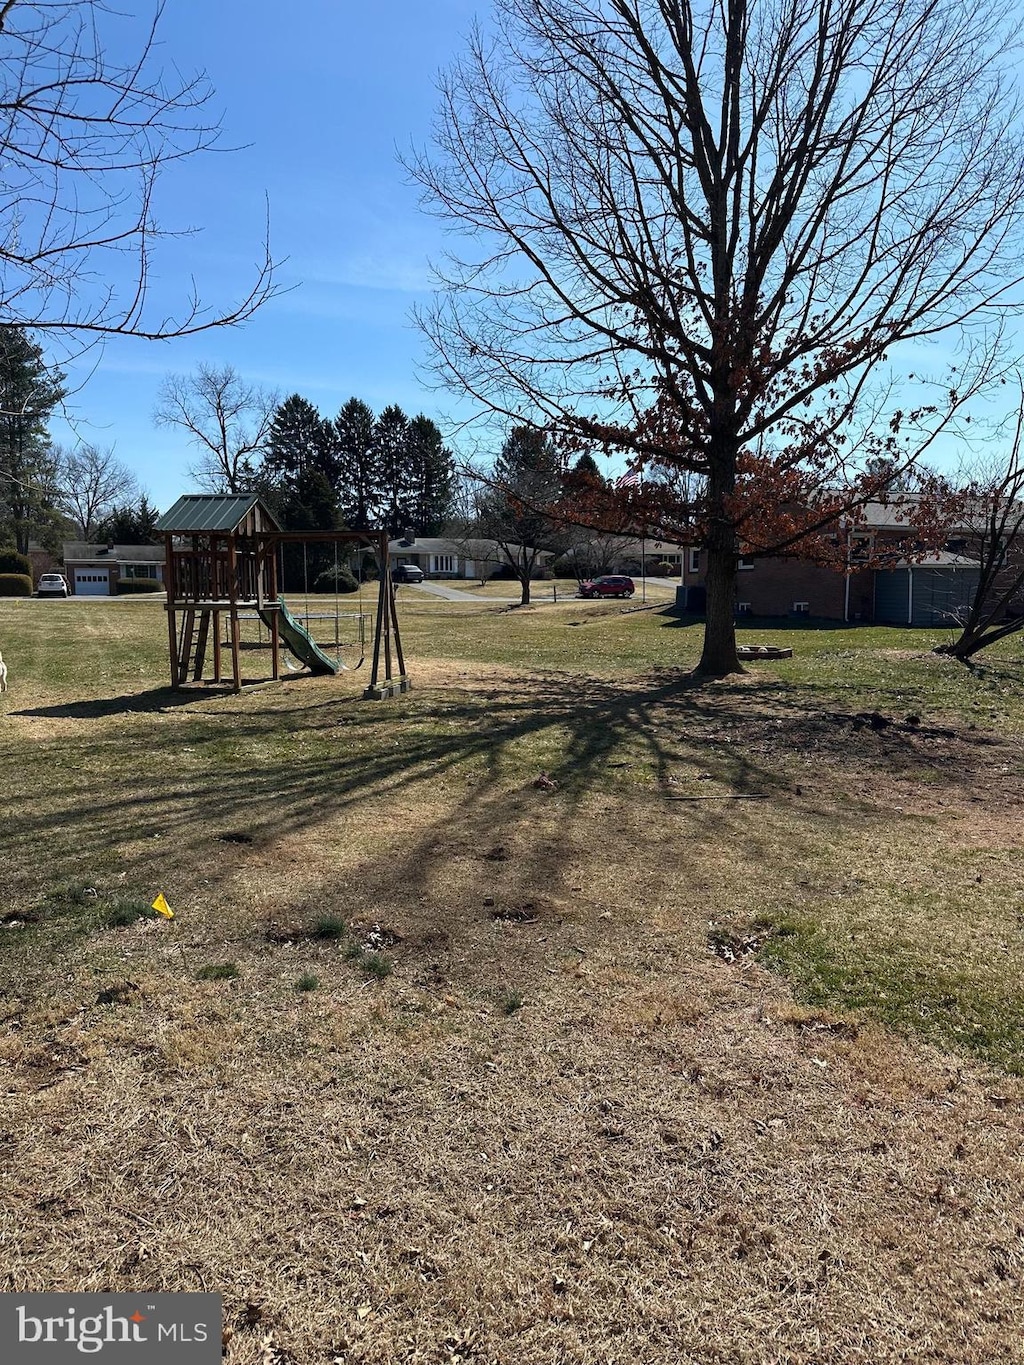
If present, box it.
[313,565,359,594]
[117,577,162,594]
[0,573,32,596]
[0,549,31,576]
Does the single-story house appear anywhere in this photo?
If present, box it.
[676,499,987,623]
[62,542,165,595]
[558,534,686,577]
[388,534,552,579]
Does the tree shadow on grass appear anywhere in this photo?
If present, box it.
[5,665,1012,892]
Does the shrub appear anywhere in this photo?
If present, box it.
[0,549,31,576]
[654,561,675,577]
[117,577,162,594]
[489,563,518,580]
[295,973,320,992]
[313,564,359,594]
[531,565,555,580]
[0,573,32,596]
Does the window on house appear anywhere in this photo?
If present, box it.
[738,555,755,570]
[123,563,160,579]
[688,549,701,573]
[430,554,455,574]
[792,601,810,614]
[736,602,752,615]
[850,535,872,562]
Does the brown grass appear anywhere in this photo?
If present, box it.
[1,604,1024,1362]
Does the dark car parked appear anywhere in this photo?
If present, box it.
[579,575,635,599]
[393,563,425,584]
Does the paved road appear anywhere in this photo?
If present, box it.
[400,578,679,606]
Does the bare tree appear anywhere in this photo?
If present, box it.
[154,364,277,493]
[937,406,1024,662]
[0,0,276,347]
[58,444,138,539]
[412,0,1024,675]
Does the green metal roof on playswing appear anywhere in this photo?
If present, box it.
[155,493,282,534]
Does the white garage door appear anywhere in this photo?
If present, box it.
[73,570,110,596]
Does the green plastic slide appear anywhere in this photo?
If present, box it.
[258,599,339,675]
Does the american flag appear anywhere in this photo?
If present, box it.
[615,467,641,489]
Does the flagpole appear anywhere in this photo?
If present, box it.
[640,466,646,604]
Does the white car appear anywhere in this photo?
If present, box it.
[37,573,69,597]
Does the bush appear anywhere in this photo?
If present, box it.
[0,573,32,596]
[313,565,359,594]
[531,565,555,580]
[0,549,31,576]
[654,561,675,577]
[489,563,518,580]
[117,577,162,594]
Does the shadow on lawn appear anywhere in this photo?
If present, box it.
[6,667,1010,891]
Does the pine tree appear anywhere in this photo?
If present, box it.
[406,415,456,535]
[334,398,378,530]
[373,404,413,536]
[477,426,564,604]
[0,329,66,553]
[262,395,339,531]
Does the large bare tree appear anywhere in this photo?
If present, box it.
[0,0,276,346]
[154,364,277,493]
[58,444,138,539]
[412,0,1024,674]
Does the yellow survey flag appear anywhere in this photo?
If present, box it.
[151,893,175,920]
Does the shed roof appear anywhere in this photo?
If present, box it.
[155,493,280,534]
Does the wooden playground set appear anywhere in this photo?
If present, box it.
[155,494,409,700]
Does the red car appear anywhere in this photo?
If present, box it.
[579,575,635,599]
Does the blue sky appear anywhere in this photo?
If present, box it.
[49,0,484,510]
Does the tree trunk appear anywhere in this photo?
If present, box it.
[695,438,743,677]
[520,576,531,604]
[697,542,742,675]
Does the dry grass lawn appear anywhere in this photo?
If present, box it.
[1,597,1023,1364]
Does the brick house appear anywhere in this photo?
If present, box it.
[676,502,982,625]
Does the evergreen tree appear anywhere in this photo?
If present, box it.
[477,426,564,604]
[334,398,378,530]
[0,329,66,553]
[574,452,603,481]
[95,494,161,545]
[373,404,413,536]
[406,415,457,535]
[261,394,339,530]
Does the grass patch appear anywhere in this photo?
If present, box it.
[102,898,158,929]
[195,961,240,982]
[496,987,524,1015]
[358,952,393,980]
[295,972,319,992]
[757,910,1024,1075]
[309,914,347,941]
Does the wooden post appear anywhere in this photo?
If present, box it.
[165,533,179,688]
[213,610,222,683]
[227,534,242,692]
[268,537,280,681]
[388,568,406,680]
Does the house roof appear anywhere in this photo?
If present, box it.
[388,536,552,560]
[887,551,980,569]
[63,542,164,563]
[155,493,280,534]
